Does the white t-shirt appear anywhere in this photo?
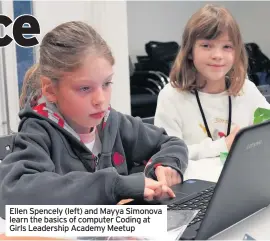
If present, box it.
[155,79,270,160]
[84,140,95,152]
[84,132,101,156]
[79,129,101,156]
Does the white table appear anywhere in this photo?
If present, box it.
[184,157,223,182]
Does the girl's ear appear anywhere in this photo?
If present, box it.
[41,76,57,103]
[188,53,193,60]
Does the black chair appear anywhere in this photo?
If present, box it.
[0,134,14,162]
[257,85,270,103]
[131,94,157,118]
[130,57,165,118]
[129,42,176,119]
[135,41,179,77]
[245,43,270,86]
[130,71,166,94]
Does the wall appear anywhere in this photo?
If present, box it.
[127,1,270,63]
[0,47,8,136]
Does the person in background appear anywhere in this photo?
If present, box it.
[155,4,270,160]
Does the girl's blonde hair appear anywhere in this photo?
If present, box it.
[170,4,248,96]
[19,21,115,108]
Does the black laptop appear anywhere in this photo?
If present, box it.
[128,120,270,240]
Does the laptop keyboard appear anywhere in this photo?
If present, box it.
[167,186,215,227]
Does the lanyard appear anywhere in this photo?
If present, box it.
[194,90,232,140]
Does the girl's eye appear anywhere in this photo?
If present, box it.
[79,87,90,92]
[202,44,209,48]
[103,81,113,88]
[224,45,233,49]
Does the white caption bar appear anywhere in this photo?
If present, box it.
[6,205,167,237]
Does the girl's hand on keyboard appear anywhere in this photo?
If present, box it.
[155,165,182,187]
[153,183,175,200]
[144,177,175,201]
